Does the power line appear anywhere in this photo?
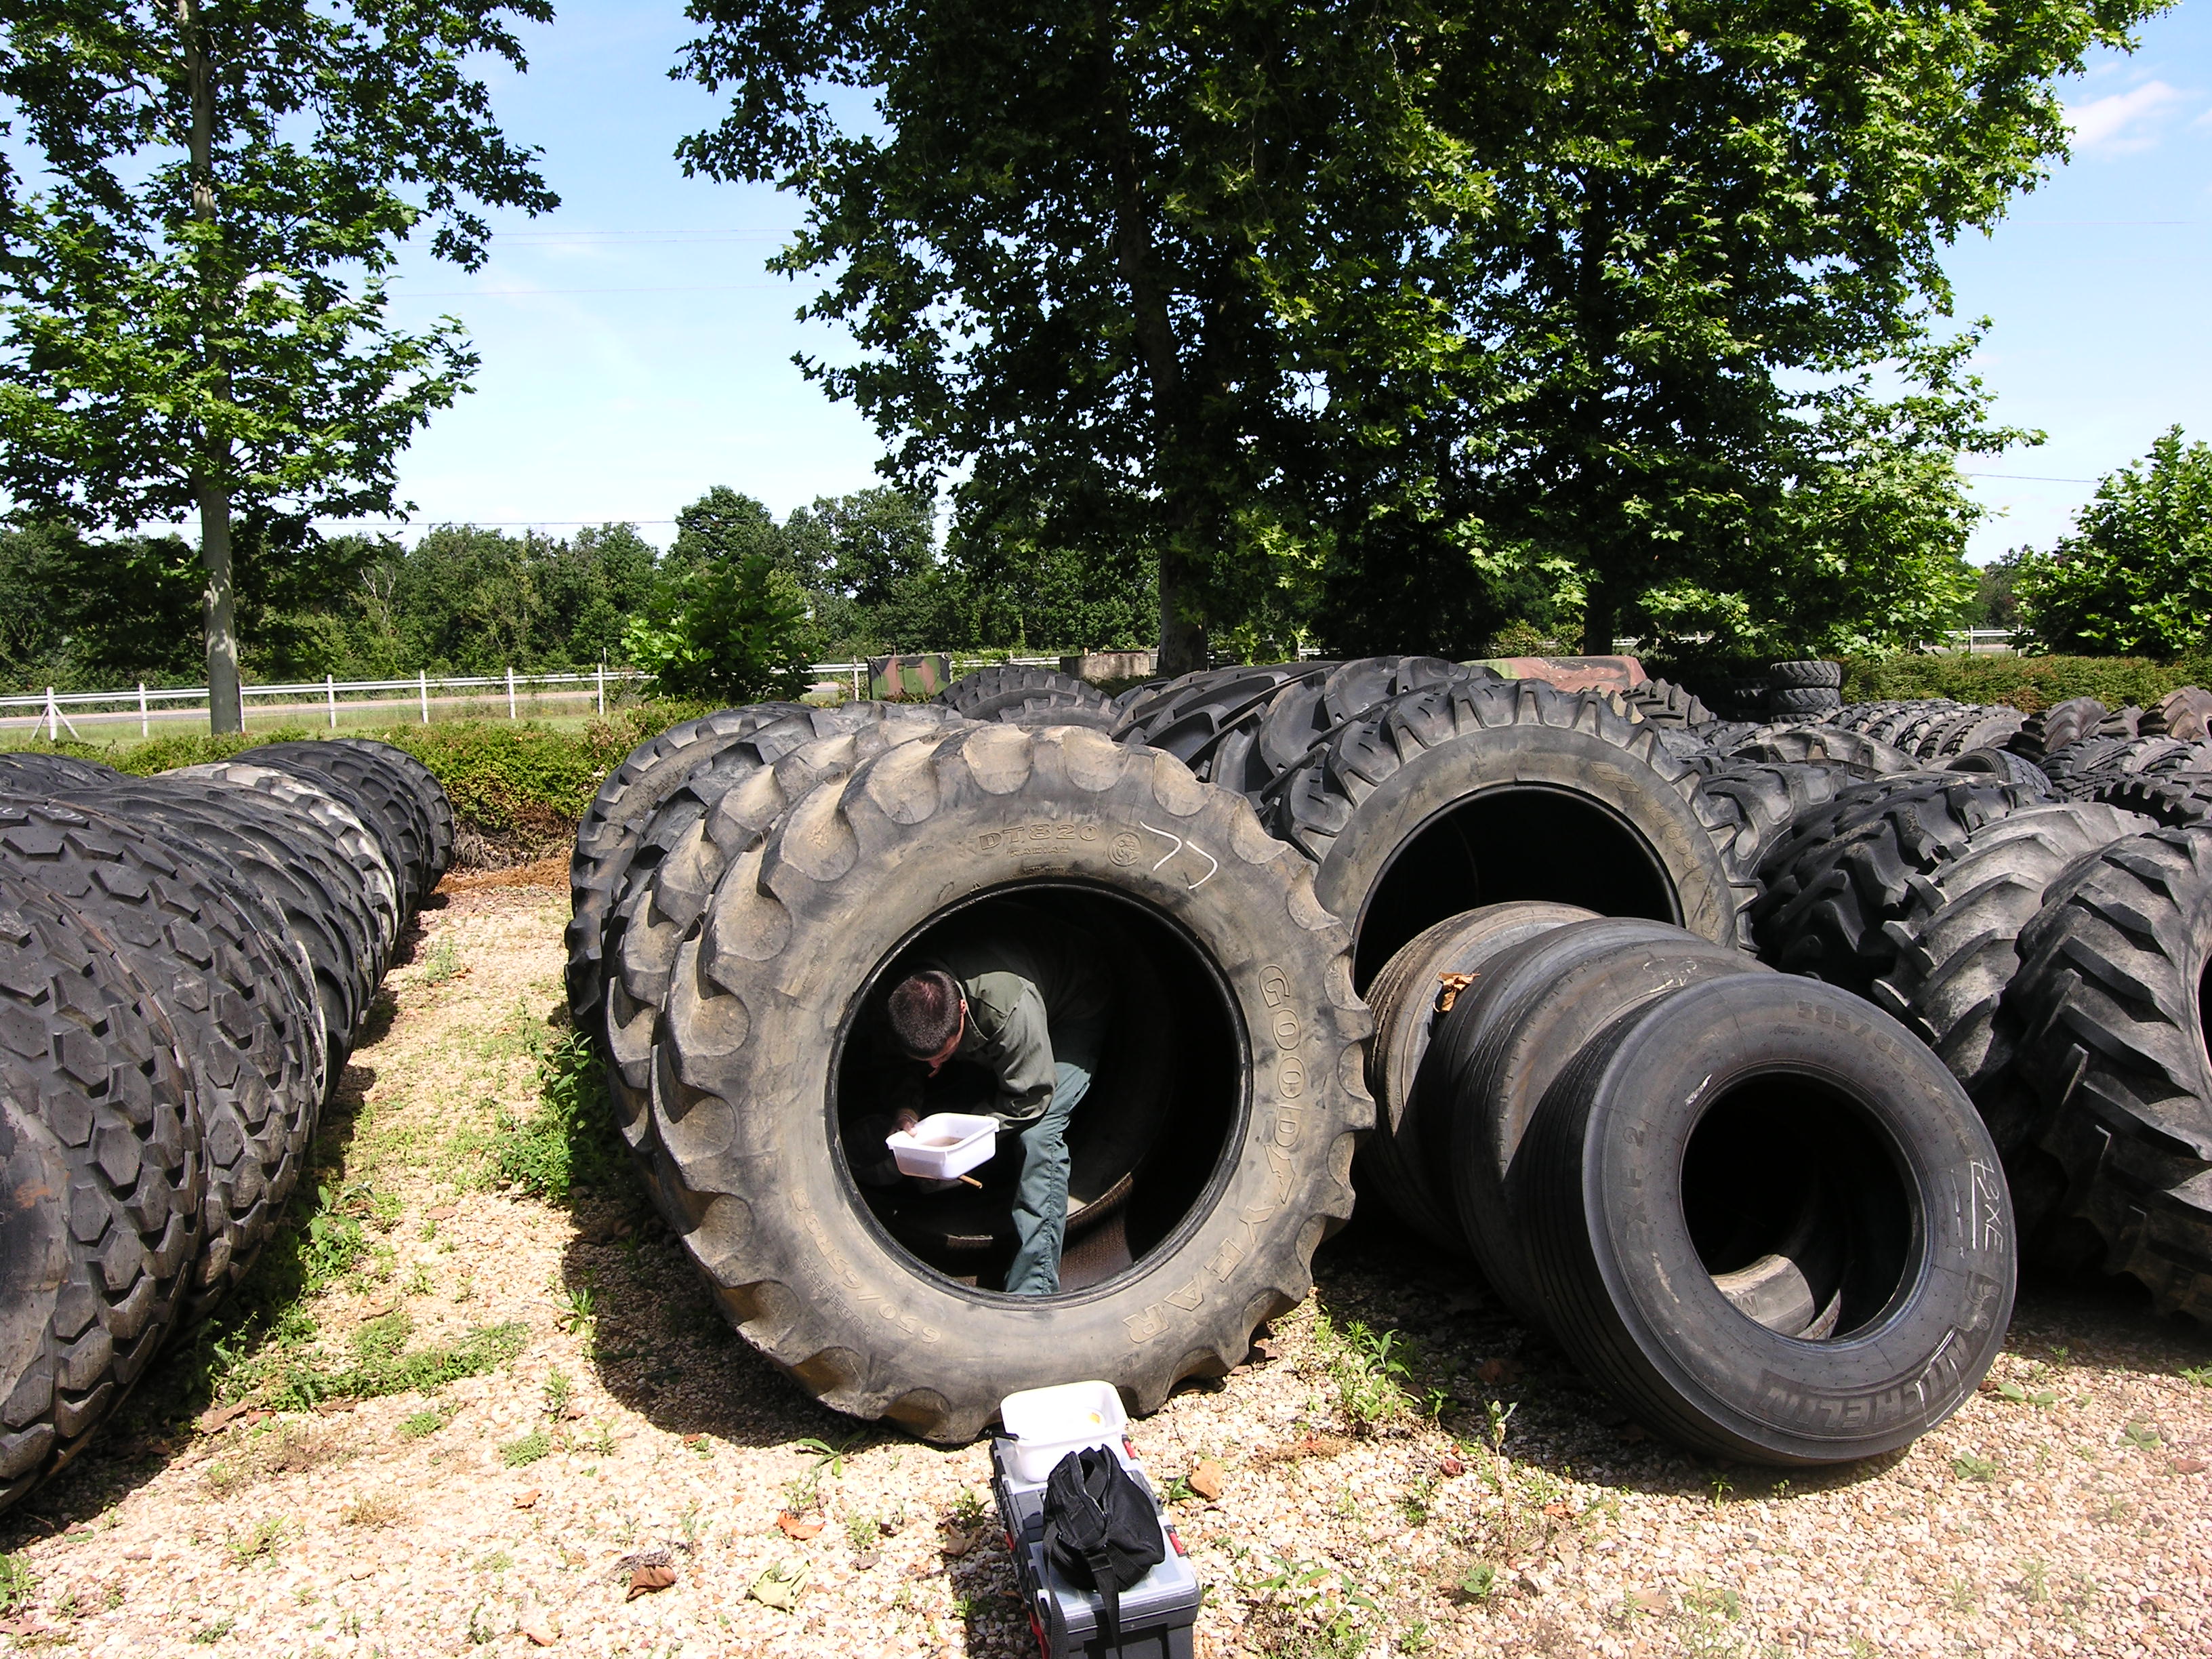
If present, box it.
[389,283,785,298]
[1963,472,2098,483]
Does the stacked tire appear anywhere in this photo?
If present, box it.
[1357,905,2013,1465]
[0,739,449,1514]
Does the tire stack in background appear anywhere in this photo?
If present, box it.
[0,739,449,1515]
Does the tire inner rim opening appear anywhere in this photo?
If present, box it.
[1678,1074,1915,1341]
[1355,785,1680,991]
[831,885,1246,1299]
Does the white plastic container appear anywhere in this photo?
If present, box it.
[998,1379,1130,1483]
[886,1112,999,1181]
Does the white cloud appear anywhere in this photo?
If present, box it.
[2066,80,2190,153]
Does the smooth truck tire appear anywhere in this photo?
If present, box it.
[1516,974,2014,1465]
[1429,918,1767,1315]
[653,724,1371,1440]
[0,871,205,1513]
[1358,902,1595,1252]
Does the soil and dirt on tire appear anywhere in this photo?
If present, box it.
[3,872,2205,1659]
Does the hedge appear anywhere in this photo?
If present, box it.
[1835,652,2212,714]
[0,700,713,845]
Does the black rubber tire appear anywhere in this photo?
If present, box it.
[2079,771,2212,828]
[79,780,380,1059]
[1924,705,2027,760]
[0,754,124,791]
[2143,687,2212,742]
[1765,687,1844,720]
[1858,701,1963,750]
[0,800,323,1326]
[1768,659,1843,690]
[239,740,441,920]
[1357,901,1595,1253]
[2006,826,2212,1317]
[998,696,1118,730]
[1429,918,1767,1316]
[1261,680,1761,988]
[605,706,970,1210]
[329,738,456,890]
[2043,734,2202,795]
[652,724,1371,1440]
[2096,705,2144,740]
[1515,972,2013,1465]
[1870,802,2152,1113]
[936,665,1109,722]
[563,704,811,1044]
[1725,724,1917,775]
[2005,697,2108,764]
[171,762,401,952]
[1689,718,1764,753]
[0,869,205,1515]
[1830,701,1910,736]
[1621,678,1711,729]
[1944,747,2055,794]
[1749,775,2047,994]
[1107,662,1332,789]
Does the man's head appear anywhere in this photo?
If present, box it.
[888,968,964,1067]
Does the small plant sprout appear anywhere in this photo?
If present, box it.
[1952,1452,2001,1481]
[542,1370,573,1418]
[557,1277,597,1334]
[1484,1398,1517,1453]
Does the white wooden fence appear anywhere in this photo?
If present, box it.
[3,656,1073,739]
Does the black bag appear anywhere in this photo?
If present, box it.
[1040,1446,1167,1649]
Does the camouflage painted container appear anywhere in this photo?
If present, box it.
[867,653,953,702]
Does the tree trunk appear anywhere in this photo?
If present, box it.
[1581,580,1620,657]
[199,476,242,733]
[1155,541,1208,676]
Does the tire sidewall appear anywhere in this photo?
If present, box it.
[656,724,1368,1436]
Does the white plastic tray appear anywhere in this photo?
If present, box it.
[886,1112,998,1180]
[998,1379,1129,1483]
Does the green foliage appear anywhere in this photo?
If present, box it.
[1839,651,2212,714]
[0,1553,32,1615]
[2016,428,2212,655]
[626,548,813,704]
[268,1315,528,1412]
[499,1429,552,1468]
[489,1029,616,1203]
[0,0,557,721]
[677,0,2142,667]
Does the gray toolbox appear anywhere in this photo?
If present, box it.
[989,1435,1202,1659]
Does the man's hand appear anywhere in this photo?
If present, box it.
[893,1108,920,1134]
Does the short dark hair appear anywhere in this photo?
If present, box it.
[888,969,962,1057]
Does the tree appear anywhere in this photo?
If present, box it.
[677,0,2149,668]
[625,552,813,703]
[0,2,556,731]
[2017,428,2212,655]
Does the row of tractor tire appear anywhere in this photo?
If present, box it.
[565,657,2158,1464]
[0,739,452,1515]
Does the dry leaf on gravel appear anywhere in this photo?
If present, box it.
[626,1563,676,1601]
[747,1560,808,1610]
[513,1489,540,1510]
[775,1512,823,1540]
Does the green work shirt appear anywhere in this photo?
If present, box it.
[912,919,1111,1126]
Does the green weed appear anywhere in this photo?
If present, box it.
[2123,1420,2163,1452]
[266,1319,528,1411]
[2180,1364,2212,1387]
[1323,1317,1416,1429]
[542,1370,573,1418]
[226,1517,291,1565]
[0,1552,33,1614]
[1952,1452,2000,1481]
[400,1406,451,1440]
[487,1029,615,1202]
[500,1430,551,1468]
[1995,1379,2060,1408]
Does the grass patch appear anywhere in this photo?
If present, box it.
[0,1553,33,1614]
[267,1315,529,1412]
[487,1028,616,1203]
[399,1405,453,1440]
[500,1430,552,1469]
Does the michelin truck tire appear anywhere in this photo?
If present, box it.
[653,723,1372,1440]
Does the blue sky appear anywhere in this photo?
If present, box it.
[335,4,2212,560]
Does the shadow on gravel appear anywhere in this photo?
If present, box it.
[0,1049,386,1548]
[1307,1186,2212,1507]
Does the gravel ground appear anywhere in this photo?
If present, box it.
[4,866,2209,1658]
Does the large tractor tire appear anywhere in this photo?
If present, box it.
[1209,656,1493,801]
[564,705,810,1044]
[651,724,1370,1440]
[0,870,204,1515]
[241,739,444,918]
[605,707,969,1207]
[937,665,1108,722]
[2005,826,2212,1317]
[1261,679,1820,987]
[2142,686,2212,741]
[171,762,401,954]
[2006,697,2106,764]
[0,801,323,1326]
[1724,724,1916,775]
[1516,973,2013,1465]
[1620,678,1710,728]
